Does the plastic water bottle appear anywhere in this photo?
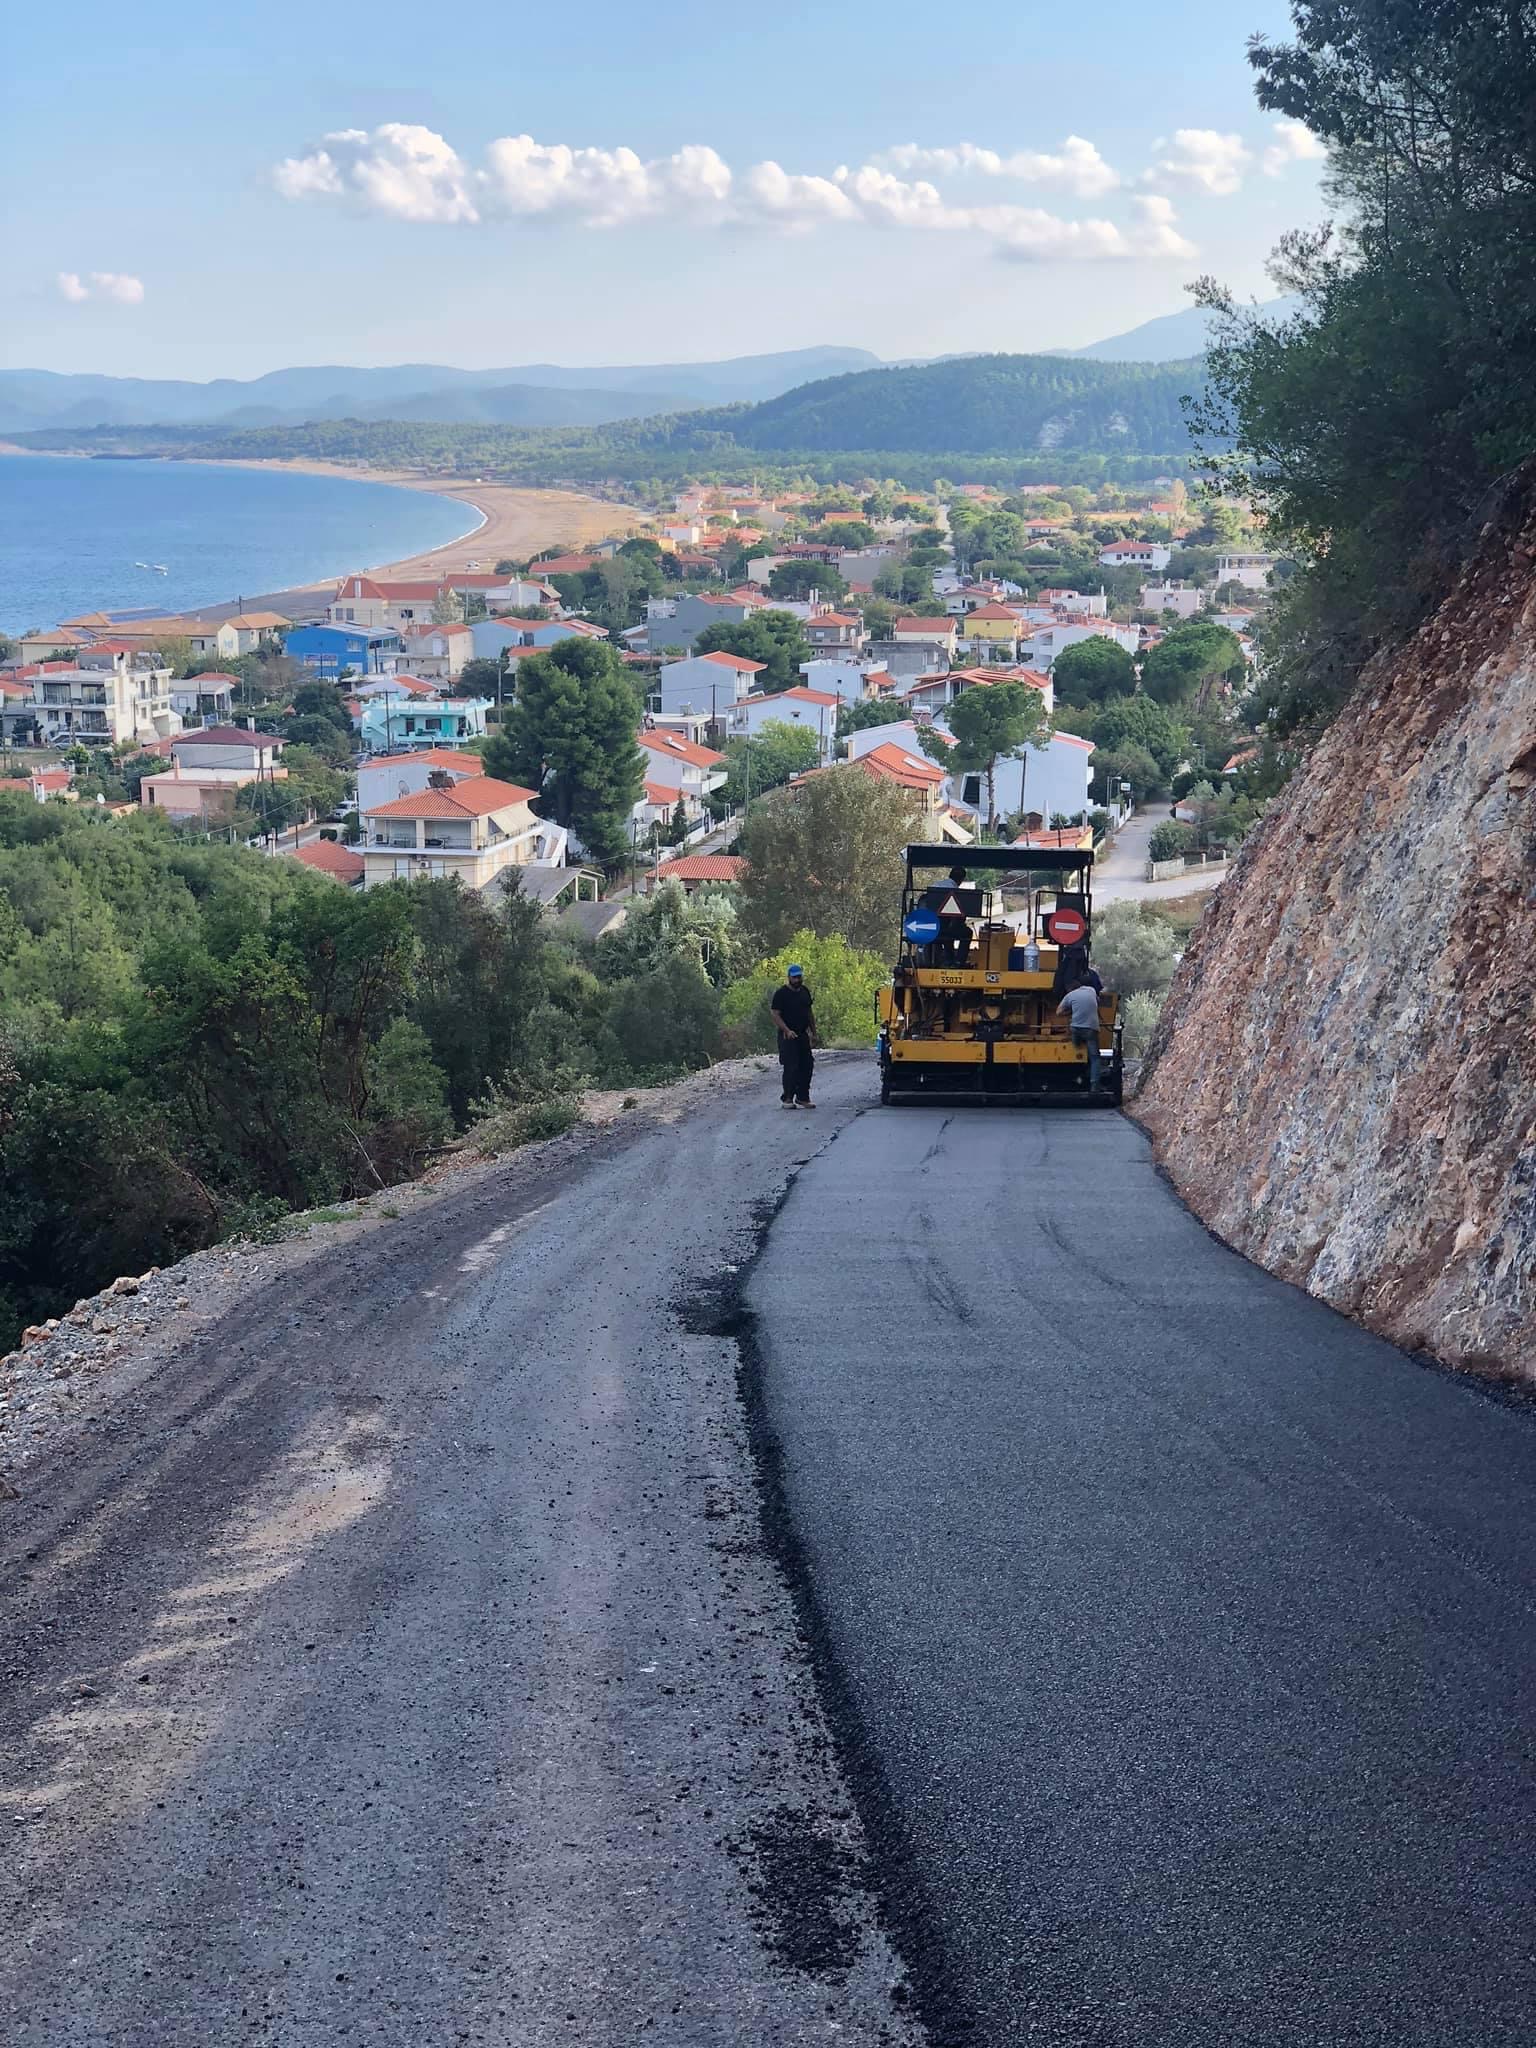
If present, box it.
[1022,940,1040,972]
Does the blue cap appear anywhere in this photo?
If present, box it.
[787,963,803,977]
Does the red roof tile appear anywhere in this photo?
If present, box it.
[364,775,537,820]
[648,854,746,884]
[637,730,726,768]
[695,650,766,673]
[294,839,366,881]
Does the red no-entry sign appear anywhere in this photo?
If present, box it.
[1046,907,1087,946]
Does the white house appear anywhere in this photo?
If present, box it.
[1215,551,1278,590]
[941,727,1095,830]
[1141,582,1205,620]
[1021,621,1140,670]
[636,728,727,801]
[170,672,238,725]
[729,686,839,760]
[653,649,766,721]
[214,612,291,657]
[359,775,545,892]
[398,623,471,679]
[1098,540,1171,572]
[24,654,177,750]
[798,658,882,706]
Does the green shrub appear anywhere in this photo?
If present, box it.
[721,930,888,1051]
[1119,988,1164,1060]
[1090,900,1178,999]
[1147,819,1194,863]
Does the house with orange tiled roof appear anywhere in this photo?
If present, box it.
[644,853,746,895]
[292,837,367,886]
[356,748,488,818]
[637,727,727,802]
[358,774,544,892]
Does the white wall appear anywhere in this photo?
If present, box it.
[655,656,750,719]
[946,732,1093,822]
[799,658,875,705]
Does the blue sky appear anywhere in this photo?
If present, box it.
[6,0,1324,379]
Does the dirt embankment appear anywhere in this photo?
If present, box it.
[1137,469,1536,1382]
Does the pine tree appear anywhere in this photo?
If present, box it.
[482,639,645,866]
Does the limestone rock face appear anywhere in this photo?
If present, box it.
[1136,476,1536,1380]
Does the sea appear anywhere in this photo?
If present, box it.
[0,455,481,635]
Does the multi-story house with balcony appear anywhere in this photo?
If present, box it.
[28,649,176,750]
[358,775,545,890]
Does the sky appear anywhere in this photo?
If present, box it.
[4,0,1327,381]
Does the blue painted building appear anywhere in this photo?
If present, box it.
[283,624,403,678]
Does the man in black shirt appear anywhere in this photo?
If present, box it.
[770,963,817,1108]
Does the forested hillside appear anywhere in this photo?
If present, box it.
[10,351,1205,484]
[730,353,1204,453]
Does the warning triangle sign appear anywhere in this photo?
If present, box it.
[936,893,966,917]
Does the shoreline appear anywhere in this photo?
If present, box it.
[1,448,649,629]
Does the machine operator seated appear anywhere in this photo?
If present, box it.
[923,865,987,965]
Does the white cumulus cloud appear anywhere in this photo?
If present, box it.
[57,270,144,304]
[271,123,1192,262]
[1262,118,1327,176]
[878,137,1120,198]
[1144,129,1254,196]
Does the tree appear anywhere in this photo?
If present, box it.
[291,681,353,730]
[872,565,933,605]
[854,596,898,640]
[808,520,875,550]
[923,681,1047,827]
[836,698,905,739]
[1089,900,1178,998]
[695,610,811,694]
[668,796,689,845]
[1051,637,1137,708]
[737,768,916,956]
[1088,694,1188,775]
[481,638,644,866]
[767,560,848,603]
[1140,621,1245,710]
[1089,743,1163,804]
[459,656,505,703]
[723,720,821,805]
[1187,0,1536,741]
[1147,819,1194,863]
[721,931,889,1051]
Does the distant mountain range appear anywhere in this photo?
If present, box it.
[1,309,1300,438]
[0,348,880,435]
[1064,296,1301,362]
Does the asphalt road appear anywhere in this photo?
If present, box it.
[8,1067,1535,2047]
[0,1063,914,2047]
[751,1104,1536,2047]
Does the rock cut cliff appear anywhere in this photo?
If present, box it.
[1137,467,1536,1380]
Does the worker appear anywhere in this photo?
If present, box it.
[1056,975,1103,1091]
[1052,939,1101,1001]
[939,865,973,965]
[770,963,817,1109]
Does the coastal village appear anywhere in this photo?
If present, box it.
[0,475,1272,925]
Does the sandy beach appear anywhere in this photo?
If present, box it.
[177,458,653,622]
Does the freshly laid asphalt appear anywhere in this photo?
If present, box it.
[751,1103,1536,2046]
[8,1066,1536,2047]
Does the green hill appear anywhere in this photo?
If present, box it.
[726,352,1206,453]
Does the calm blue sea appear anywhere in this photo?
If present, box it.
[0,455,481,634]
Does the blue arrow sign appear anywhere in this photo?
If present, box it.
[903,907,941,944]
